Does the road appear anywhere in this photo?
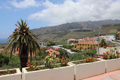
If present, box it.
[52,45,76,54]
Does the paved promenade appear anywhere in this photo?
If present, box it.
[84,70,120,80]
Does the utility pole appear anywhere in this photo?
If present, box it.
[97,27,101,56]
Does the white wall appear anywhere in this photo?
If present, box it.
[106,58,120,72]
[0,68,21,80]
[100,35,115,41]
[74,60,105,80]
[22,65,74,80]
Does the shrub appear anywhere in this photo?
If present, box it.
[103,50,118,59]
[71,49,82,52]
[8,55,20,68]
[26,60,39,71]
[0,53,9,67]
[37,48,47,60]
[86,57,96,63]
[62,44,73,49]
[57,48,69,58]
[67,53,86,62]
[59,56,67,66]
[82,49,97,57]
[3,55,9,65]
[47,41,56,46]
[44,54,58,68]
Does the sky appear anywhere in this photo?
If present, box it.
[0,0,120,39]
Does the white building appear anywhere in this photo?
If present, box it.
[100,35,115,41]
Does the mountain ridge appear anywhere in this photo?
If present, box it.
[31,19,120,42]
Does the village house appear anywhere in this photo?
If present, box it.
[100,35,115,41]
[0,49,4,53]
[46,49,60,57]
[83,37,95,41]
[74,41,98,51]
[67,38,78,44]
[47,46,59,50]
[116,32,120,40]
[39,42,45,46]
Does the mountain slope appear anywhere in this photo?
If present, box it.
[31,20,120,42]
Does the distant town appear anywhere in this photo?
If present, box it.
[0,19,120,80]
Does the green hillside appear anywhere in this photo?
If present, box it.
[35,24,120,42]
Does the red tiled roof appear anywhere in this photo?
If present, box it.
[83,37,95,41]
[46,49,60,55]
[14,50,35,57]
[0,49,4,52]
[78,41,98,45]
[47,47,58,50]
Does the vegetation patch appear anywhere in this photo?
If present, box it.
[0,69,16,76]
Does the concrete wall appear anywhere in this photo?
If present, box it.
[22,65,74,80]
[0,68,21,80]
[106,58,120,72]
[70,60,106,80]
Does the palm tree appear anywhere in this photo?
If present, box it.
[6,19,40,70]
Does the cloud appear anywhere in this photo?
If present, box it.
[11,0,40,8]
[28,0,120,25]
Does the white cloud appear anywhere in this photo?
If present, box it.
[28,0,120,25]
[11,0,40,8]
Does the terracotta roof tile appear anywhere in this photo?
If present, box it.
[46,49,60,55]
[0,49,4,52]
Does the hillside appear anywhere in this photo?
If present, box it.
[31,20,120,42]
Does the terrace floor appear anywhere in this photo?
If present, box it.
[83,70,120,80]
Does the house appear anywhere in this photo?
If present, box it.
[100,35,115,41]
[67,38,78,44]
[0,49,4,53]
[14,50,35,57]
[47,46,59,50]
[116,32,120,40]
[39,42,45,46]
[83,37,97,41]
[46,49,60,56]
[74,41,98,51]
[78,39,86,42]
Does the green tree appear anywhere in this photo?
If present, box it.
[0,52,9,67]
[37,48,48,60]
[6,19,40,70]
[57,48,69,58]
[83,49,97,57]
[62,44,73,49]
[47,41,55,46]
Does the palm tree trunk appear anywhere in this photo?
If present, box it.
[30,52,32,64]
[20,48,28,71]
